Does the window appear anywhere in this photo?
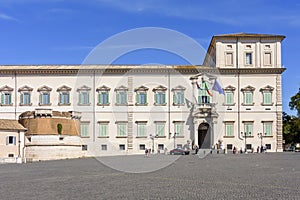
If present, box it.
[80,122,89,137]
[82,145,88,151]
[174,121,184,136]
[172,85,186,106]
[77,85,91,106]
[227,144,233,150]
[6,136,16,145]
[264,52,272,66]
[223,85,236,106]
[136,122,147,137]
[117,122,127,137]
[225,92,234,105]
[101,144,107,151]
[177,144,182,149]
[245,52,252,65]
[115,85,128,105]
[225,122,234,137]
[244,122,253,136]
[119,144,125,150]
[158,144,164,150]
[266,144,271,149]
[135,86,148,106]
[153,85,167,106]
[260,85,274,106]
[225,52,233,66]
[98,122,109,137]
[57,85,71,106]
[139,144,146,150]
[19,85,33,106]
[38,85,52,106]
[246,144,252,150]
[244,92,253,105]
[263,122,272,136]
[8,154,14,157]
[0,85,14,106]
[155,122,165,137]
[97,85,110,106]
[241,85,255,106]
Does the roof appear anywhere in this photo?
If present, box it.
[214,32,285,39]
[0,119,26,131]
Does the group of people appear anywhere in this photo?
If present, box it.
[232,146,267,154]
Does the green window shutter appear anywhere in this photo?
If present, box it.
[226,124,233,136]
[264,123,272,136]
[245,92,252,104]
[173,93,177,104]
[162,92,166,104]
[157,124,165,136]
[226,92,233,104]
[180,92,184,104]
[264,92,271,104]
[116,92,120,104]
[155,93,158,104]
[20,93,23,104]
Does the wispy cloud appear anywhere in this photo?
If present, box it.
[0,13,19,22]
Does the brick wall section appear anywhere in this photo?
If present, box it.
[19,118,80,136]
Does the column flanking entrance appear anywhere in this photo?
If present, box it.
[198,123,210,149]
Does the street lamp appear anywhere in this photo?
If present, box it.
[257,132,263,153]
[241,132,250,154]
[150,134,158,154]
[173,132,177,149]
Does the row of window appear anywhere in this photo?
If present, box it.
[225,44,273,66]
[0,85,185,106]
[226,143,272,150]
[80,121,184,138]
[0,84,274,107]
[223,85,274,106]
[224,121,273,137]
[82,143,184,152]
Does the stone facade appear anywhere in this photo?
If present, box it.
[0,33,285,159]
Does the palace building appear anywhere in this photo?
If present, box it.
[0,33,285,161]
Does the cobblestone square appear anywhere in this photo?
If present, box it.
[0,153,299,200]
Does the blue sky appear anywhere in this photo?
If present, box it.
[0,0,299,115]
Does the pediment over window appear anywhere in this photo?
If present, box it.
[0,85,13,92]
[77,85,91,92]
[223,85,236,91]
[57,85,72,92]
[134,85,149,92]
[259,85,274,92]
[18,85,33,92]
[171,85,186,92]
[241,85,255,92]
[37,85,52,92]
[152,85,167,92]
[96,85,111,92]
[114,85,128,91]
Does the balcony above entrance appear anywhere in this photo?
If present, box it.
[193,103,218,118]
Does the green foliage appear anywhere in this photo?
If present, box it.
[57,123,63,134]
[283,112,300,144]
[289,87,300,117]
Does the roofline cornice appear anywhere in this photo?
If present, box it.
[0,66,286,75]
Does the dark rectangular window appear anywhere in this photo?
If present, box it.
[139,144,145,150]
[246,144,252,150]
[119,144,125,150]
[101,144,107,151]
[82,145,88,151]
[266,144,271,150]
[227,144,233,150]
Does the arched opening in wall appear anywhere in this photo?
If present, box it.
[198,123,210,149]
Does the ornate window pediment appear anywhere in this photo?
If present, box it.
[57,85,72,92]
[114,85,128,92]
[0,85,13,92]
[37,85,52,92]
[171,85,186,92]
[77,85,91,92]
[259,85,274,92]
[241,85,255,92]
[96,85,111,92]
[223,85,236,91]
[18,85,33,92]
[152,85,167,92]
[134,85,149,92]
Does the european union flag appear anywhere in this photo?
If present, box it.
[212,80,225,95]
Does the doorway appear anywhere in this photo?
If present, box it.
[198,123,210,149]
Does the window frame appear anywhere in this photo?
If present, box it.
[135,85,149,106]
[153,85,167,106]
[19,85,33,106]
[241,85,255,106]
[97,85,110,106]
[98,121,109,138]
[116,122,128,137]
[0,85,14,106]
[172,85,186,106]
[115,85,128,106]
[80,122,90,137]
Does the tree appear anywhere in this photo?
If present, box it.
[289,87,300,117]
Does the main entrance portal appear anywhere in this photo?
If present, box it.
[198,123,210,149]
